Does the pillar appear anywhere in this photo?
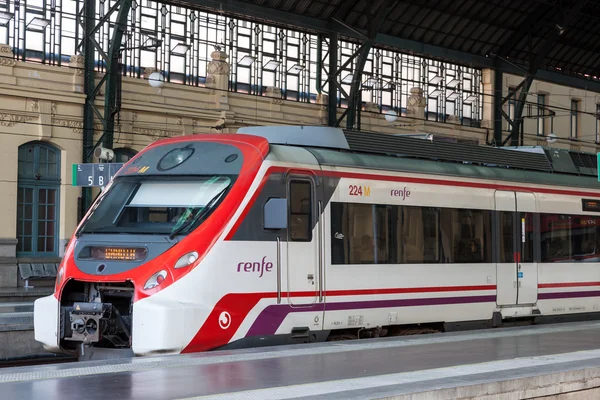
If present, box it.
[206,49,230,110]
[407,87,426,131]
[70,54,85,93]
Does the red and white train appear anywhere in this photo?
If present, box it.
[34,125,600,358]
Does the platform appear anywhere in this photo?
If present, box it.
[2,322,600,399]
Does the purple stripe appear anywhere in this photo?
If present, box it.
[246,295,496,337]
[539,290,600,300]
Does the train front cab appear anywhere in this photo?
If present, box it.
[34,134,270,357]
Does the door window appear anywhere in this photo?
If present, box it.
[520,212,534,263]
[498,211,514,263]
[289,180,312,242]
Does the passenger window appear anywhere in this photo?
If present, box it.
[499,212,514,263]
[541,214,571,262]
[541,214,600,262]
[330,203,395,264]
[440,209,491,263]
[288,180,312,242]
[331,202,492,265]
[401,206,439,263]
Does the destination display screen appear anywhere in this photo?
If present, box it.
[104,248,137,260]
[582,199,600,212]
[78,246,148,261]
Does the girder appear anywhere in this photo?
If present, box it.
[78,0,132,215]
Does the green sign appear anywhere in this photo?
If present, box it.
[72,163,124,187]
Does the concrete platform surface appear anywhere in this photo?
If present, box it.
[2,322,600,399]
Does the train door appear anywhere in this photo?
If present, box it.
[495,190,538,306]
[286,174,320,306]
[515,192,538,305]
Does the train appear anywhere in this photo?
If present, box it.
[34,125,600,358]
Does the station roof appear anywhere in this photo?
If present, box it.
[186,0,600,89]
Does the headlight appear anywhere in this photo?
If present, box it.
[55,267,64,291]
[174,251,198,269]
[144,270,167,290]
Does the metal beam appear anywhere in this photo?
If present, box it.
[102,0,132,149]
[78,0,132,215]
[316,33,323,93]
[345,0,399,130]
[493,69,503,145]
[81,0,96,215]
[327,32,338,127]
[345,42,372,130]
[81,0,133,163]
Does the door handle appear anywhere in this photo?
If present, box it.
[276,237,281,304]
[307,273,314,280]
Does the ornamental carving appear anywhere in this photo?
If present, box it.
[446,115,460,124]
[207,50,230,76]
[30,100,57,115]
[52,119,103,134]
[69,54,85,65]
[0,44,16,67]
[53,119,83,133]
[133,127,179,138]
[143,67,157,77]
[0,44,13,55]
[407,87,426,108]
[205,76,215,85]
[0,58,16,67]
[316,93,328,105]
[0,113,37,127]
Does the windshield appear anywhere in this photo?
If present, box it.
[79,176,232,236]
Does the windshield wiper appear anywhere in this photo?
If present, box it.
[168,184,231,240]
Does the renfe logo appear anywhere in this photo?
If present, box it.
[390,186,411,200]
[237,256,273,277]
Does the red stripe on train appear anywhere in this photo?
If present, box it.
[225,166,600,240]
[182,284,496,353]
[539,282,600,289]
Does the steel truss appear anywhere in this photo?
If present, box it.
[320,1,400,130]
[78,0,144,213]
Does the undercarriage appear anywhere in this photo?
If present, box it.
[60,280,134,355]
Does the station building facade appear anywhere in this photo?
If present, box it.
[0,3,599,288]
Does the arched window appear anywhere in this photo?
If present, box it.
[16,142,61,256]
[114,148,137,163]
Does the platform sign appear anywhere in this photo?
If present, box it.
[72,163,124,187]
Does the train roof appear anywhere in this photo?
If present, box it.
[237,126,600,190]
